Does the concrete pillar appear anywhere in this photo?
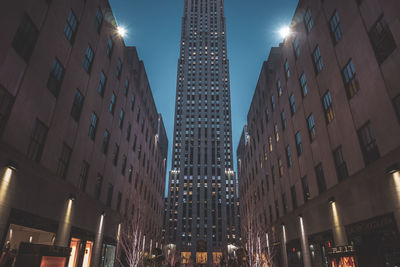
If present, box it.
[388,171,400,230]
[281,225,289,267]
[91,213,105,267]
[55,197,75,247]
[329,201,348,246]
[0,167,16,246]
[298,216,312,267]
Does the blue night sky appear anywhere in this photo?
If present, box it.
[108,0,299,189]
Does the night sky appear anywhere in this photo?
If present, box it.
[108,0,299,190]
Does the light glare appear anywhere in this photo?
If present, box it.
[117,26,127,38]
[279,26,291,38]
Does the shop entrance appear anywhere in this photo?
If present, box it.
[67,238,93,267]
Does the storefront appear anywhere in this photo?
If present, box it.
[308,231,334,267]
[287,239,303,267]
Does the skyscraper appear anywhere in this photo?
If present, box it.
[165,0,239,265]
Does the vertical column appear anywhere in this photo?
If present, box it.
[281,225,289,267]
[0,166,16,245]
[91,212,105,267]
[298,216,312,267]
[329,199,348,246]
[388,166,400,230]
[55,196,75,247]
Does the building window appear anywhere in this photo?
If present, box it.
[295,132,303,156]
[128,166,133,183]
[126,123,132,141]
[0,87,14,137]
[116,59,122,79]
[343,59,359,98]
[106,183,114,207]
[94,8,103,32]
[276,80,282,97]
[293,37,300,59]
[322,91,334,124]
[281,111,287,131]
[315,164,327,194]
[299,73,308,97]
[274,124,279,142]
[330,11,343,44]
[12,14,38,62]
[121,155,127,175]
[88,112,98,140]
[57,144,71,179]
[393,95,400,122]
[286,145,292,167]
[94,174,103,200]
[289,94,296,116]
[106,37,113,58]
[70,89,84,122]
[27,119,48,162]
[271,95,275,111]
[109,92,116,114]
[291,186,298,209]
[47,58,65,97]
[307,114,316,141]
[102,130,110,154]
[312,46,323,74]
[301,176,310,202]
[118,109,124,129]
[133,134,137,151]
[97,72,107,97]
[369,15,397,64]
[278,157,284,177]
[113,144,119,166]
[124,79,129,96]
[284,60,290,80]
[333,146,348,182]
[64,10,78,43]
[78,161,89,192]
[83,45,95,73]
[358,122,380,165]
[304,8,314,32]
[131,95,136,111]
[136,107,141,122]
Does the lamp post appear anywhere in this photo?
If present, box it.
[0,163,17,245]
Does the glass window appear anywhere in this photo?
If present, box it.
[369,15,397,64]
[113,143,119,166]
[106,37,113,58]
[333,146,348,182]
[116,59,122,79]
[284,60,290,80]
[70,89,84,122]
[265,107,270,122]
[312,46,323,74]
[358,122,380,165]
[293,37,300,59]
[322,91,335,124]
[301,176,310,202]
[286,145,292,167]
[276,80,282,97]
[102,130,110,154]
[304,8,314,32]
[109,92,116,114]
[126,123,132,141]
[121,155,127,175]
[278,157,284,177]
[124,79,129,96]
[47,58,65,97]
[271,95,275,111]
[94,8,103,32]
[299,73,308,97]
[330,11,343,44]
[57,143,71,179]
[64,10,78,43]
[88,112,98,140]
[295,132,303,156]
[131,95,135,111]
[315,163,327,193]
[343,59,359,98]
[27,119,48,162]
[12,14,38,62]
[118,109,124,128]
[307,114,316,141]
[83,44,95,73]
[281,110,287,131]
[289,94,296,116]
[78,161,90,192]
[98,72,107,96]
[274,123,279,142]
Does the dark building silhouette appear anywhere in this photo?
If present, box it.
[237,0,400,266]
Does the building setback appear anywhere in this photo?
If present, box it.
[237,0,400,266]
[0,0,167,266]
[165,0,240,265]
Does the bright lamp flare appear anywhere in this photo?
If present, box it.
[279,27,291,38]
[117,26,127,37]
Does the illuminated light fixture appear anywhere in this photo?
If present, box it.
[69,194,76,201]
[279,26,291,39]
[117,26,127,38]
[101,211,106,216]
[386,163,399,175]
[7,160,18,171]
[328,197,335,204]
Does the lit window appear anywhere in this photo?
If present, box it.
[322,91,334,124]
[343,59,359,98]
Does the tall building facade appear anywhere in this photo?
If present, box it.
[165,0,239,265]
[0,0,167,266]
[237,0,400,266]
